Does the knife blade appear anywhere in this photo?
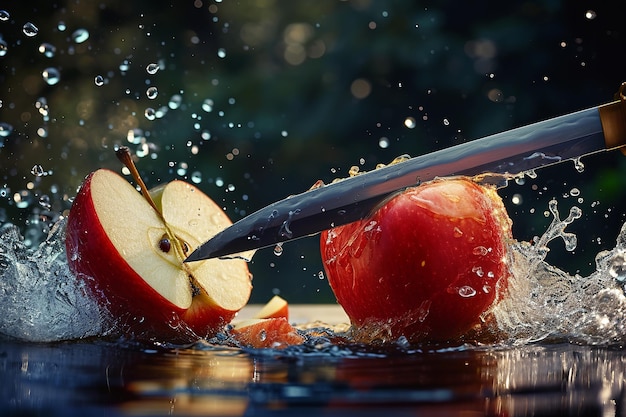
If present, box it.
[186,86,626,262]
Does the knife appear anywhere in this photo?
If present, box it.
[186,83,626,262]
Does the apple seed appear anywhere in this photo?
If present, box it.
[158,235,171,253]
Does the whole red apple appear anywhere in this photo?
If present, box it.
[320,178,512,342]
[65,168,252,342]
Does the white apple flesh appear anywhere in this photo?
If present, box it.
[65,169,252,341]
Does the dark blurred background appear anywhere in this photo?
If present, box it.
[1,0,625,303]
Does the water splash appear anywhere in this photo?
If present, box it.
[1,196,626,347]
[0,218,107,342]
[493,200,626,345]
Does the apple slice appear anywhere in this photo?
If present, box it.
[254,295,289,320]
[230,318,305,349]
[65,153,252,341]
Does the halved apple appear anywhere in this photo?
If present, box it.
[65,168,252,341]
[230,318,305,349]
[254,295,289,320]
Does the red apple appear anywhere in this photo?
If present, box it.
[230,318,305,349]
[320,177,512,342]
[65,168,253,341]
[254,295,289,320]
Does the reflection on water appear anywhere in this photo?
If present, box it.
[2,338,625,416]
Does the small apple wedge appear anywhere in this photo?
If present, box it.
[254,295,289,320]
[230,318,305,349]
[65,151,252,341]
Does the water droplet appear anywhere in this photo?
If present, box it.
[443,118,450,126]
[146,86,158,99]
[0,122,13,138]
[472,266,484,277]
[23,22,39,37]
[119,60,130,72]
[57,21,66,31]
[146,63,159,74]
[472,246,490,256]
[585,10,597,20]
[191,171,202,184]
[217,48,226,58]
[30,164,46,177]
[38,195,51,209]
[258,329,267,342]
[94,75,104,86]
[72,28,90,43]
[202,98,214,112]
[511,193,523,205]
[453,227,463,237]
[458,286,477,298]
[38,43,56,58]
[0,10,10,21]
[317,271,325,280]
[570,188,580,197]
[0,39,7,57]
[273,243,284,256]
[404,117,416,129]
[525,169,538,179]
[378,137,390,149]
[42,67,61,85]
[168,94,182,109]
[573,157,584,172]
[144,107,156,120]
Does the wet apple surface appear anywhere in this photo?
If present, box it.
[321,178,513,342]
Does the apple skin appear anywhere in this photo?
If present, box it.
[230,318,304,349]
[65,170,251,342]
[320,178,512,343]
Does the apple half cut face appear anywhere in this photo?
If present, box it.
[65,169,252,341]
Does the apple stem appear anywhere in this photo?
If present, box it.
[115,146,163,217]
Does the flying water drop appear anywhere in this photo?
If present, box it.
[146,63,160,74]
[23,22,39,37]
[144,107,156,120]
[573,157,584,173]
[202,98,214,112]
[42,67,61,85]
[146,86,158,99]
[168,94,182,109]
[38,43,56,58]
[0,122,13,138]
[72,28,90,43]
